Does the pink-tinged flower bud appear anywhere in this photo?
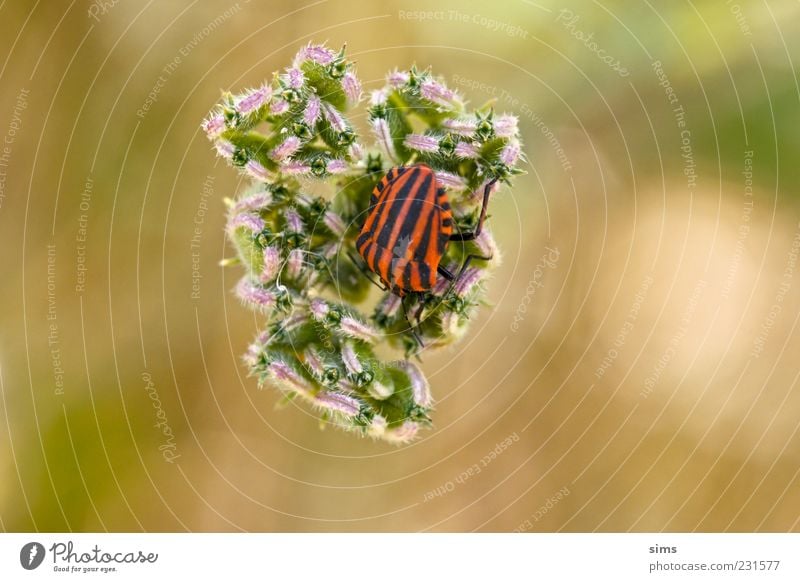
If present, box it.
[398,361,432,407]
[280,161,311,175]
[434,170,467,190]
[233,191,273,213]
[283,67,305,89]
[309,298,329,320]
[368,414,388,437]
[214,139,235,159]
[245,160,271,182]
[286,248,305,279]
[420,79,462,109]
[404,133,440,153]
[341,342,362,375]
[322,103,348,133]
[260,246,281,282]
[294,43,336,66]
[348,142,365,162]
[442,117,478,136]
[281,311,309,332]
[315,391,362,418]
[384,421,419,443]
[325,159,349,175]
[323,210,346,235]
[268,360,313,398]
[369,89,388,106]
[339,316,378,343]
[387,69,409,88]
[371,118,397,161]
[235,85,272,115]
[228,212,266,233]
[270,99,290,116]
[474,229,497,259]
[271,136,301,161]
[454,267,482,296]
[368,379,393,400]
[243,329,275,366]
[454,141,480,159]
[500,140,521,166]
[284,209,304,233]
[494,114,519,138]
[202,113,225,139]
[342,71,362,105]
[304,94,322,126]
[236,278,276,310]
[303,348,325,378]
[376,293,402,319]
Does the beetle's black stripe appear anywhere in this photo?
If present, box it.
[375,167,424,248]
[411,199,439,262]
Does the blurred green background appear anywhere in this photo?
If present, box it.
[1,0,799,532]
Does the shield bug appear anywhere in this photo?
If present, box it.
[355,164,497,344]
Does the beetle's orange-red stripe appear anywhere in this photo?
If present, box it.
[358,164,452,293]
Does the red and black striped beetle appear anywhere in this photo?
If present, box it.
[355,164,497,343]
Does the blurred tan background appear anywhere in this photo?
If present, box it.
[1,0,799,532]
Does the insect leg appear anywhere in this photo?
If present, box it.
[400,294,425,350]
[437,264,455,281]
[448,177,499,242]
[347,251,389,292]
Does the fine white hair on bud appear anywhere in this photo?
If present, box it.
[323,210,346,235]
[342,71,362,105]
[304,94,322,126]
[286,248,305,280]
[280,161,312,175]
[270,99,290,116]
[260,246,281,283]
[202,113,225,139]
[339,316,378,343]
[314,391,362,417]
[399,361,432,407]
[404,133,440,153]
[309,298,329,320]
[245,160,271,182]
[228,213,266,233]
[500,140,521,166]
[454,141,480,159]
[493,114,519,138]
[268,360,313,398]
[236,278,277,310]
[434,170,467,190]
[233,191,273,213]
[214,139,235,159]
[271,136,301,161]
[294,43,337,66]
[387,69,409,88]
[384,421,419,444]
[420,78,462,109]
[322,103,348,134]
[325,159,349,175]
[341,342,362,375]
[284,209,304,233]
[371,118,397,162]
[369,89,388,107]
[235,85,272,115]
[283,67,305,89]
[442,117,478,136]
[368,378,393,400]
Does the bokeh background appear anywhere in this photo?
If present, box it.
[1,0,799,532]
